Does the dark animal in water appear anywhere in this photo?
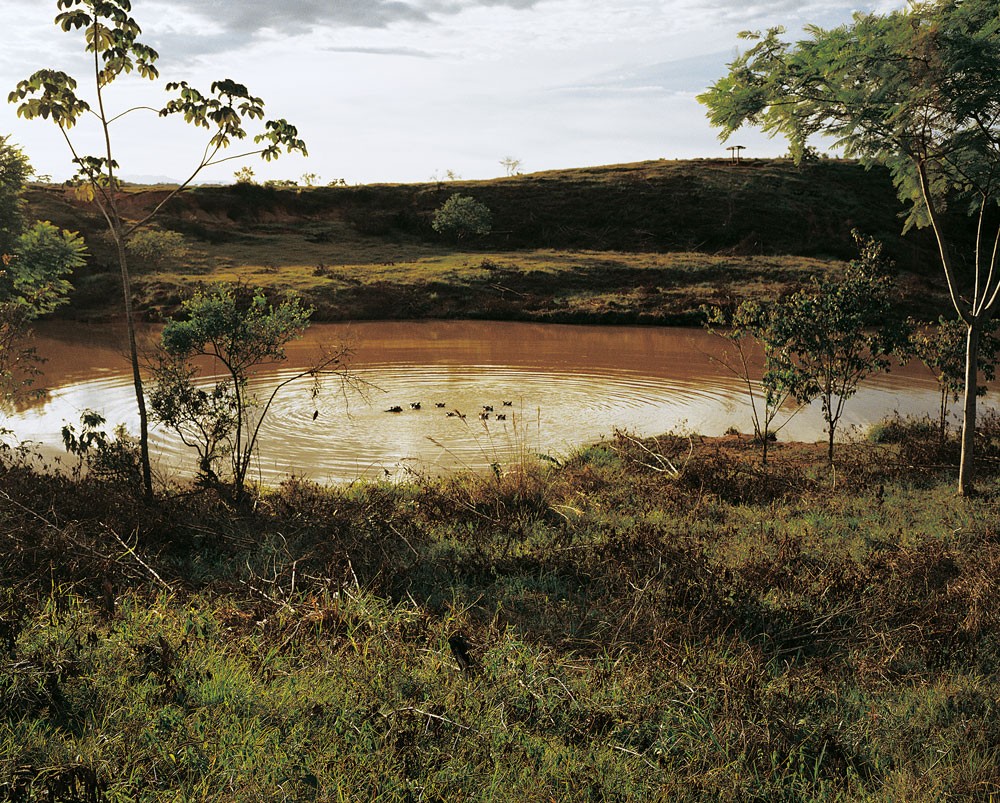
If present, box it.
[312,410,319,420]
[496,413,507,420]
[410,402,422,410]
[435,402,446,408]
[385,406,403,413]
[482,405,494,412]
[479,412,490,420]
[502,400,513,406]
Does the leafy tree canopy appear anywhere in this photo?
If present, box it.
[3,221,87,317]
[9,0,309,497]
[153,284,342,503]
[698,0,1000,492]
[770,236,910,463]
[0,136,31,258]
[162,285,310,372]
[698,0,1000,314]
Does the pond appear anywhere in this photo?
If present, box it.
[5,319,953,484]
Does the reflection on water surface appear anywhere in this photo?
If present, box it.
[7,320,953,484]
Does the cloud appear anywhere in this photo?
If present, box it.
[321,45,438,58]
[162,0,544,37]
[652,0,905,31]
[557,51,737,98]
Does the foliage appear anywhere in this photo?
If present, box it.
[124,227,189,271]
[4,221,87,316]
[697,0,1000,493]
[0,305,37,409]
[232,166,256,185]
[911,316,1000,440]
[500,156,522,177]
[703,300,800,465]
[706,238,911,468]
[61,408,142,488]
[150,284,345,502]
[770,236,910,464]
[9,0,308,499]
[0,139,86,410]
[148,358,237,485]
[0,135,31,258]
[431,194,492,240]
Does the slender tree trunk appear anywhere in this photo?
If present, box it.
[958,321,981,496]
[824,391,835,465]
[114,232,153,499]
[939,388,948,443]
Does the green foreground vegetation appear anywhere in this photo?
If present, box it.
[3,425,1000,801]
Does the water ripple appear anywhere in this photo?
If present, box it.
[6,320,964,485]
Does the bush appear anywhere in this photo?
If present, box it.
[123,228,189,271]
[61,409,143,490]
[866,414,938,445]
[431,194,492,240]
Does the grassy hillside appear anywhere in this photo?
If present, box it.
[24,158,953,324]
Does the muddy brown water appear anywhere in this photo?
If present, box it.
[5,320,955,484]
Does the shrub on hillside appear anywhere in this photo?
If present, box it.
[123,228,190,271]
[431,193,492,240]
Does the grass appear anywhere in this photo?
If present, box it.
[5,158,991,797]
[135,249,844,326]
[25,158,956,325]
[3,421,1000,800]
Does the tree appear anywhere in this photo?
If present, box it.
[0,135,32,258]
[10,0,307,498]
[233,166,257,185]
[500,156,522,177]
[432,194,492,240]
[149,285,348,504]
[0,222,87,407]
[61,408,142,486]
[3,221,86,316]
[703,300,803,466]
[697,0,1000,494]
[911,316,1000,441]
[0,137,87,407]
[771,237,909,465]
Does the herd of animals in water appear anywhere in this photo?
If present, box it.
[384,400,514,420]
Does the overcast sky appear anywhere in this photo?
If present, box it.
[1,0,904,185]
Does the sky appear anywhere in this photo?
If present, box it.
[0,0,906,186]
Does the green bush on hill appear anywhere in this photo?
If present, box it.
[431,193,493,240]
